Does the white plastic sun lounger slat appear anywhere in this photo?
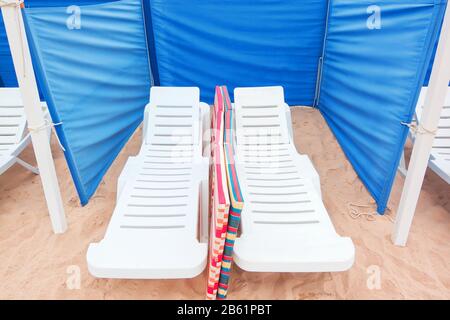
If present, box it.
[0,126,20,136]
[0,88,49,176]
[87,87,209,279]
[232,86,354,272]
[416,88,450,184]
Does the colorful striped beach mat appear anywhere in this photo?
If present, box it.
[206,86,230,300]
[217,86,244,300]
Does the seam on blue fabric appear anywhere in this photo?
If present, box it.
[313,57,323,108]
[139,0,154,87]
[143,0,160,86]
[316,0,332,109]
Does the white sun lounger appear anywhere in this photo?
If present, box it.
[399,88,450,184]
[87,87,210,279]
[416,88,450,184]
[232,86,354,272]
[0,88,48,175]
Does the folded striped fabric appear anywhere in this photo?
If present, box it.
[206,86,230,300]
[217,86,244,300]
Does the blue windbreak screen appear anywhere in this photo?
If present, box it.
[0,13,17,87]
[23,0,151,205]
[319,0,446,213]
[423,14,449,86]
[145,0,328,105]
[0,1,113,87]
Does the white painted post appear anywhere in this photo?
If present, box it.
[1,2,67,233]
[392,1,450,246]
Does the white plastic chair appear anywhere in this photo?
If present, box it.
[232,86,355,272]
[0,88,48,175]
[87,87,210,279]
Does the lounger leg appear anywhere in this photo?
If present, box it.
[16,157,39,175]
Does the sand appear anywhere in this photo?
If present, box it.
[0,107,448,300]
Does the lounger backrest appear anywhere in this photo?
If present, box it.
[145,87,200,146]
[416,88,450,152]
[0,89,27,156]
[233,86,291,146]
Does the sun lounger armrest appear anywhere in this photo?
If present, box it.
[199,157,210,243]
[198,102,211,243]
[143,103,151,144]
[284,103,294,141]
[193,153,210,244]
[11,133,32,157]
[199,102,210,154]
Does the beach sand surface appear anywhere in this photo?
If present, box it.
[0,107,448,299]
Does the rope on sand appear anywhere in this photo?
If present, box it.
[347,201,394,222]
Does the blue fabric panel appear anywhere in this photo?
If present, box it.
[146,0,328,105]
[0,13,18,87]
[0,1,113,87]
[26,0,116,7]
[319,0,446,213]
[23,0,151,205]
[424,3,446,85]
[424,29,440,85]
